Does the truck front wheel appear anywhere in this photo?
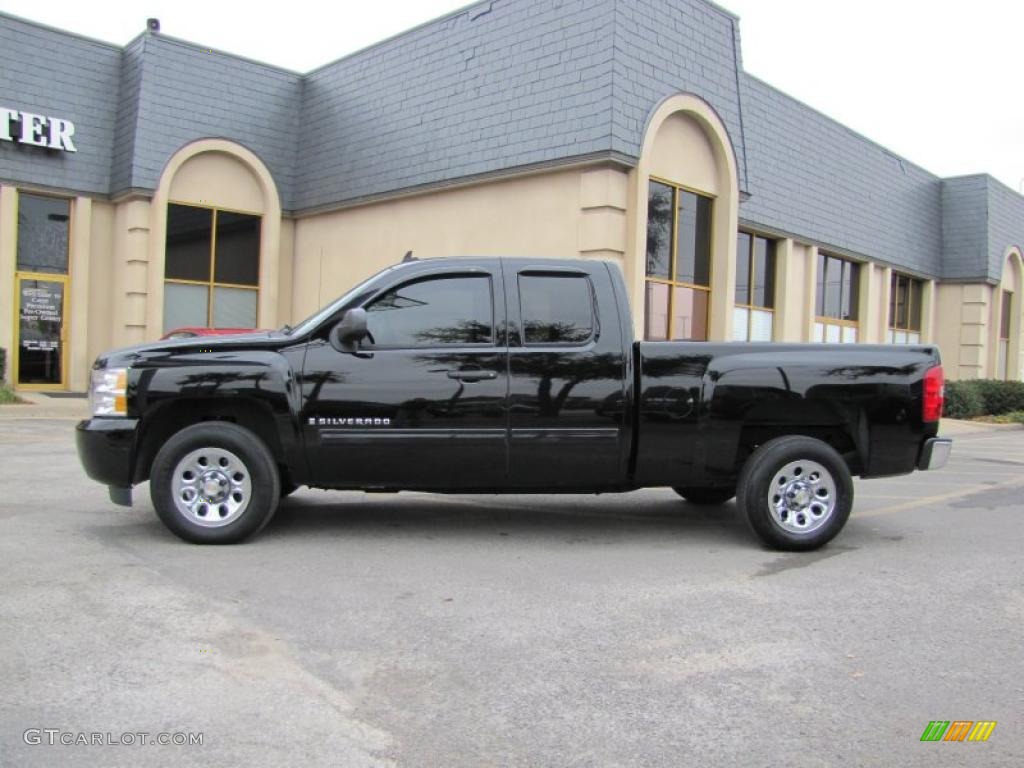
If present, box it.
[737,435,853,551]
[149,422,281,544]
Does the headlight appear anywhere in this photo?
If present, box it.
[89,367,128,417]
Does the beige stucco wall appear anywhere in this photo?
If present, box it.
[68,196,92,389]
[0,185,16,384]
[290,166,630,324]
[169,152,265,214]
[773,239,814,342]
[647,113,720,196]
[934,283,991,380]
[86,201,115,371]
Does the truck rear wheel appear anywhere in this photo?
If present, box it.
[737,435,853,551]
[672,486,735,505]
[149,422,281,544]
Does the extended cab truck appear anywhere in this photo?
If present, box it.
[76,258,951,550]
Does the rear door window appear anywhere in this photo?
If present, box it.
[518,274,595,345]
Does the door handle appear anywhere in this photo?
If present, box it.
[447,368,497,382]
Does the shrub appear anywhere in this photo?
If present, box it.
[969,379,1024,416]
[1010,411,1024,425]
[943,380,984,419]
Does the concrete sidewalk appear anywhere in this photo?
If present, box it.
[0,390,89,419]
[938,417,1022,437]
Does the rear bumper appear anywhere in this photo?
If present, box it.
[76,418,139,498]
[917,437,952,471]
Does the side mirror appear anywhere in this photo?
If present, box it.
[330,308,369,353]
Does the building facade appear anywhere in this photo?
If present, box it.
[1,0,1022,392]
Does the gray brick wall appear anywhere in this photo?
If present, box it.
[123,34,303,207]
[987,175,1024,282]
[0,13,121,195]
[610,0,749,189]
[940,175,989,281]
[110,35,145,194]
[295,0,618,210]
[2,5,1021,284]
[740,74,944,278]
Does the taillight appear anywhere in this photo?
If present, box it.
[922,365,944,423]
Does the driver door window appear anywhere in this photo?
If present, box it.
[366,275,494,348]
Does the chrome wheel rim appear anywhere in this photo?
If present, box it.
[171,447,252,527]
[768,459,836,535]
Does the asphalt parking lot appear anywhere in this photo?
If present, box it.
[1,417,1022,767]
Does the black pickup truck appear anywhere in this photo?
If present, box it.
[77,257,951,550]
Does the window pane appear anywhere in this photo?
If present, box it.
[366,276,493,348]
[17,194,70,274]
[520,274,593,345]
[893,275,908,329]
[894,331,907,344]
[671,286,708,341]
[644,281,669,341]
[842,326,857,344]
[752,236,775,309]
[212,287,258,328]
[214,211,261,286]
[675,190,711,286]
[645,182,673,279]
[733,307,750,341]
[822,256,842,318]
[166,205,212,282]
[889,274,898,328]
[1001,291,1013,340]
[164,282,209,332]
[735,232,751,305]
[908,279,923,331]
[841,261,860,321]
[908,332,920,344]
[750,309,773,342]
[815,252,826,316]
[814,322,825,343]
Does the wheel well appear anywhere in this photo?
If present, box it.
[736,425,863,477]
[133,398,289,484]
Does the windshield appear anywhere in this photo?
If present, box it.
[284,264,401,337]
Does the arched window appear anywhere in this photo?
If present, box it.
[644,179,712,340]
[163,203,261,332]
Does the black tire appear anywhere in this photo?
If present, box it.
[737,435,853,551]
[149,422,281,544]
[672,486,736,505]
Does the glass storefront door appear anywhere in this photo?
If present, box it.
[14,193,72,390]
[15,274,68,388]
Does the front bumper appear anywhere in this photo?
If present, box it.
[917,437,953,470]
[76,417,140,503]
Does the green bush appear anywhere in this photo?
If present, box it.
[1010,411,1024,425]
[969,379,1024,416]
[943,380,985,419]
